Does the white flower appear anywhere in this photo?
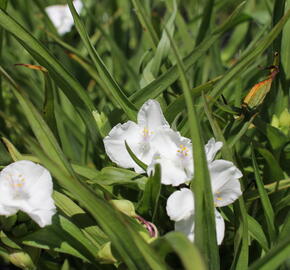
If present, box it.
[45,0,83,35]
[166,160,242,244]
[147,137,224,186]
[103,99,170,173]
[147,129,193,186]
[0,160,56,227]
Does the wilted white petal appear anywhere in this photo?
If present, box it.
[45,0,83,35]
[205,138,223,163]
[209,160,242,207]
[137,99,169,131]
[0,160,56,227]
[166,188,194,222]
[148,129,193,185]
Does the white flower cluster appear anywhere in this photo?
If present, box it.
[45,0,83,35]
[104,99,243,244]
[0,160,56,227]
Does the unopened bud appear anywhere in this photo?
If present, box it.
[110,200,136,217]
[9,250,35,270]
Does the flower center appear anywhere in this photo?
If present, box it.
[177,144,189,158]
[142,127,154,140]
[214,192,223,206]
[3,172,28,199]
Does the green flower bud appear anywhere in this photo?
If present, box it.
[97,242,117,264]
[9,250,35,270]
[110,200,136,217]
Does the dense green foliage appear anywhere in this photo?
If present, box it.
[0,0,290,269]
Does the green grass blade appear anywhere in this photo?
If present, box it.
[247,215,269,252]
[43,73,58,139]
[164,232,206,270]
[0,8,98,143]
[27,141,167,270]
[21,215,99,263]
[211,9,290,100]
[130,2,245,106]
[125,141,148,171]
[131,0,159,49]
[202,93,249,270]
[195,0,215,46]
[251,147,277,244]
[66,0,137,121]
[0,66,73,174]
[165,76,221,123]
[137,164,161,222]
[165,27,219,269]
[248,237,290,270]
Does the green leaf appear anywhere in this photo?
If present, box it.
[247,215,269,252]
[131,0,159,49]
[137,164,161,221]
[0,9,99,143]
[195,0,215,46]
[66,0,137,121]
[93,167,146,188]
[130,2,246,106]
[125,141,148,171]
[164,76,221,123]
[165,25,219,269]
[21,215,98,263]
[43,72,58,139]
[248,237,290,270]
[251,147,277,244]
[211,8,290,100]
[254,118,288,152]
[53,191,108,248]
[164,232,206,270]
[28,141,166,270]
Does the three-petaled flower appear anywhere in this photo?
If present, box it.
[0,160,56,227]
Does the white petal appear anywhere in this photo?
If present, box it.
[150,129,191,158]
[175,215,195,241]
[209,160,242,207]
[205,138,223,163]
[103,121,144,171]
[73,0,83,13]
[25,209,56,228]
[148,129,193,185]
[137,100,169,131]
[147,153,192,186]
[215,210,225,245]
[45,0,83,35]
[166,188,194,221]
[174,210,225,245]
[0,161,56,227]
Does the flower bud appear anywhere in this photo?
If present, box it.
[97,242,117,264]
[9,250,35,270]
[109,200,136,217]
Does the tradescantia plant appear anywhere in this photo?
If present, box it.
[0,0,290,269]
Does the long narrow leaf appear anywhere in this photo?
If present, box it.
[0,8,99,143]
[165,27,219,269]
